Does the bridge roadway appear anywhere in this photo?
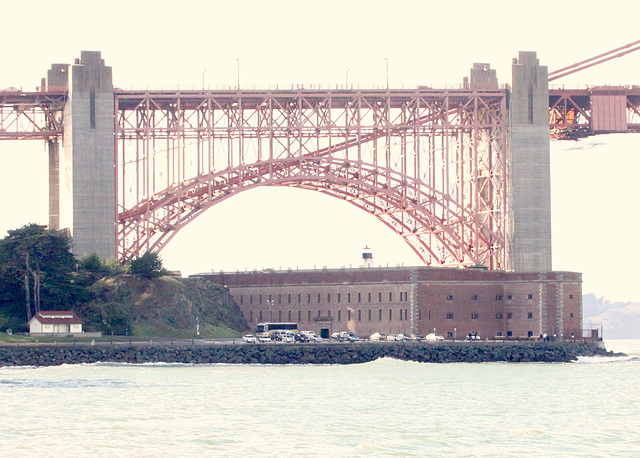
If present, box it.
[4,86,640,141]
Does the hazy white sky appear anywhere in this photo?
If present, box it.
[1,0,639,302]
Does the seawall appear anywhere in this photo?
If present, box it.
[0,341,617,367]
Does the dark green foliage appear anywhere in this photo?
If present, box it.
[0,225,245,337]
[0,224,77,321]
[129,252,168,279]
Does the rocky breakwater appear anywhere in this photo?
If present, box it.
[0,341,619,367]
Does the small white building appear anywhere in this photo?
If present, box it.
[29,311,84,336]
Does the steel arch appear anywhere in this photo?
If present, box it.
[115,88,508,269]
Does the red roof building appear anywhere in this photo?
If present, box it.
[28,311,84,335]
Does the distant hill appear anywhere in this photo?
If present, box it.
[582,293,640,339]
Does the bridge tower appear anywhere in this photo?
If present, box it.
[508,51,552,272]
[47,51,116,259]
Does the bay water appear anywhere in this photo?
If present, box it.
[1,340,639,457]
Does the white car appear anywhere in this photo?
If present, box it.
[386,334,401,341]
[424,333,445,342]
[300,331,323,341]
[280,333,295,343]
[257,334,271,343]
[242,333,256,343]
[370,332,386,342]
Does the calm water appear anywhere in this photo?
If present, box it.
[1,340,639,457]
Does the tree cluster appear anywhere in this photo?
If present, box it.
[0,224,167,332]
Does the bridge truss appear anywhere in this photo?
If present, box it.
[114,89,509,268]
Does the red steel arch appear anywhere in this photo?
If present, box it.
[115,88,508,268]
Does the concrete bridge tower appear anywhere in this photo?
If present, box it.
[47,51,115,259]
[508,51,552,272]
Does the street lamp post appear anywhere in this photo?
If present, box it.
[267,299,273,322]
[454,327,457,341]
[236,58,240,90]
[385,58,389,89]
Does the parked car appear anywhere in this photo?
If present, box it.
[369,332,386,342]
[397,333,415,341]
[386,334,401,341]
[257,334,271,343]
[294,333,309,343]
[424,333,445,342]
[281,333,295,343]
[466,332,481,341]
[332,331,359,342]
[242,333,256,343]
[300,331,323,341]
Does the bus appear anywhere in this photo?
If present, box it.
[255,322,298,334]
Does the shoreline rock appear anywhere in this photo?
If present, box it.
[0,342,620,367]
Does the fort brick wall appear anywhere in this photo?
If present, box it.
[197,267,582,340]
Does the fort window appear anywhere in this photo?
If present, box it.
[368,309,372,321]
[307,294,311,304]
[250,311,253,322]
[570,312,574,318]
[278,311,282,321]
[418,310,422,321]
[507,331,513,337]
[527,331,533,337]
[527,312,533,319]
[348,293,351,303]
[308,310,311,321]
[318,310,321,318]
[298,294,301,304]
[259,295,262,305]
[389,309,392,321]
[327,293,331,303]
[328,310,331,318]
[278,294,282,304]
[447,331,453,338]
[446,313,454,319]
[378,292,382,302]
[569,294,574,299]
[497,331,503,337]
[405,292,409,301]
[389,292,393,302]
[405,309,408,320]
[471,313,479,319]
[507,313,513,319]
[472,295,478,300]
[250,295,253,305]
[298,310,301,322]
[379,309,382,321]
[507,295,512,300]
[288,311,291,321]
[400,309,403,320]
[496,312,503,319]
[240,295,244,305]
[358,310,362,321]
[528,294,533,300]
[338,293,341,303]
[288,294,291,304]
[368,292,372,303]
[348,310,351,321]
[446,295,454,301]
[358,293,361,303]
[338,310,341,321]
[259,311,263,321]
[496,294,503,300]
[318,293,321,304]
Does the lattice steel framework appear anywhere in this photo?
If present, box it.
[549,87,640,139]
[115,88,509,269]
[0,91,66,140]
